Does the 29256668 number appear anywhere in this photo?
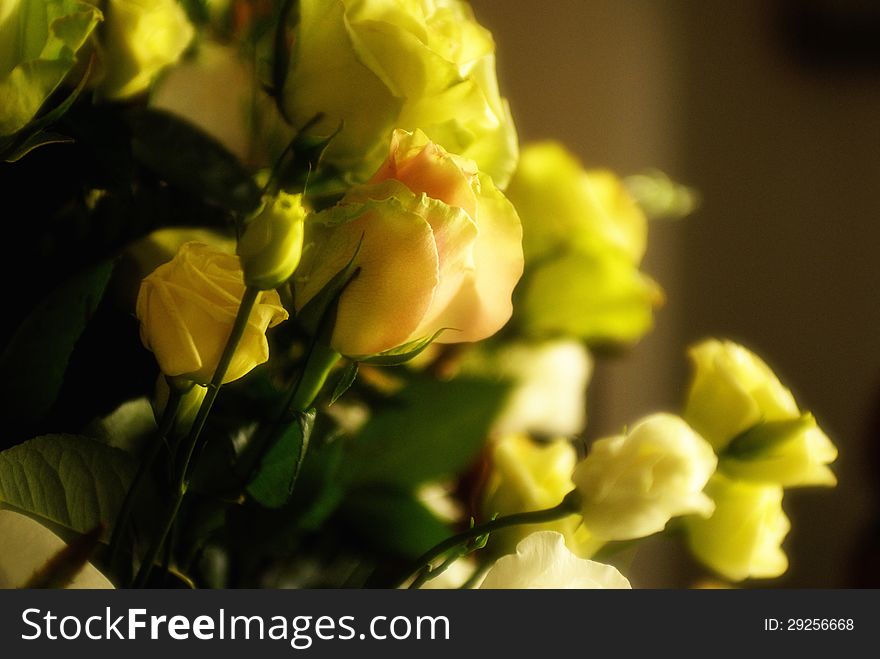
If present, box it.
[764,618,854,631]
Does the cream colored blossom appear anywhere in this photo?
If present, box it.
[0,510,113,589]
[572,413,717,541]
[479,531,630,589]
[460,340,592,437]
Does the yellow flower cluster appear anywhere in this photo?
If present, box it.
[682,339,838,582]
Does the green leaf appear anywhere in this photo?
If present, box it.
[329,361,358,405]
[3,130,73,161]
[0,260,114,438]
[0,434,137,540]
[129,108,262,214]
[356,328,451,365]
[226,436,345,554]
[277,117,343,193]
[0,0,102,137]
[342,376,511,487]
[1,53,92,162]
[247,409,316,509]
[721,416,814,461]
[338,487,452,559]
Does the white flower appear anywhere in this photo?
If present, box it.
[572,413,717,541]
[0,511,113,589]
[462,340,592,437]
[479,531,630,589]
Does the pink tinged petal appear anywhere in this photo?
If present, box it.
[372,130,479,218]
[411,197,478,336]
[297,204,440,357]
[429,174,523,343]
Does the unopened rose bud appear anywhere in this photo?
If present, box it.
[238,192,306,290]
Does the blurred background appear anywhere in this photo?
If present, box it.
[471,0,880,587]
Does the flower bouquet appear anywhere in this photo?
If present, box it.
[0,0,837,589]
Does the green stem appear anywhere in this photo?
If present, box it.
[107,380,183,573]
[409,546,467,589]
[393,492,581,589]
[132,486,184,588]
[132,286,260,588]
[236,339,339,488]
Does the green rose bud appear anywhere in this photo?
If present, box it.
[238,192,306,290]
[684,339,838,487]
[284,0,518,187]
[94,0,194,99]
[506,141,661,345]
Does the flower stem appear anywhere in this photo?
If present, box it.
[107,379,183,575]
[132,286,260,587]
[236,338,339,489]
[393,491,581,589]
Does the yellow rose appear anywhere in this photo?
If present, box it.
[482,434,600,557]
[506,141,661,344]
[238,192,306,290]
[572,413,717,541]
[0,510,113,588]
[684,339,837,487]
[284,0,518,187]
[95,0,194,99]
[479,531,631,589]
[508,142,647,263]
[136,242,288,384]
[684,473,790,582]
[294,129,523,358]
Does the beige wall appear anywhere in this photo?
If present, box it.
[471,0,880,587]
